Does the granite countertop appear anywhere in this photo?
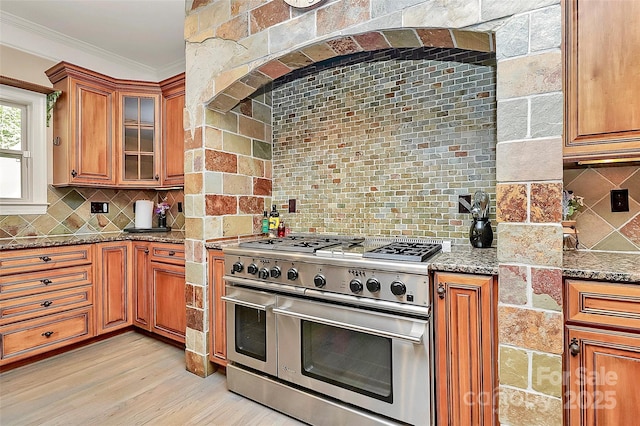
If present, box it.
[0,231,185,250]
[3,234,637,284]
[563,250,640,283]
[429,246,498,275]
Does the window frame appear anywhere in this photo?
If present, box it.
[0,84,48,215]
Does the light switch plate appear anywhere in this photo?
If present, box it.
[611,189,629,212]
[458,195,472,213]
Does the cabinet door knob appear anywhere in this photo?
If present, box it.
[155,174,160,180]
[569,337,580,356]
[41,300,53,307]
[437,283,446,299]
[41,279,52,285]
[71,169,78,177]
[39,256,52,262]
[168,251,175,256]
[42,331,54,338]
[144,249,149,254]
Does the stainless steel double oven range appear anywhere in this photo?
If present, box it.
[222,235,443,425]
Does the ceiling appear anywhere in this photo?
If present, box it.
[0,0,186,81]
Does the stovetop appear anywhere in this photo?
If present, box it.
[238,235,443,263]
[362,241,442,262]
[238,235,364,253]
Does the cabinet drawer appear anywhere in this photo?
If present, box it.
[0,265,92,300]
[0,245,93,276]
[150,244,184,265]
[0,286,93,326]
[0,307,94,363]
[566,279,640,331]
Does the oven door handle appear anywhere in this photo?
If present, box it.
[221,295,273,311]
[272,307,424,344]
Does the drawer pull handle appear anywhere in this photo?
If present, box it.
[437,283,446,299]
[569,337,580,357]
[168,251,176,256]
[41,300,53,307]
[40,256,52,262]
[42,331,54,338]
[144,249,149,254]
[41,279,52,285]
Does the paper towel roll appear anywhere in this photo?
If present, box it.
[135,200,154,229]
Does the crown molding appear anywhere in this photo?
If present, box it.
[0,11,184,81]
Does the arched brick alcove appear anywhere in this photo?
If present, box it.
[206,28,494,113]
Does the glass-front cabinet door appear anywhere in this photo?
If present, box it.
[119,93,160,186]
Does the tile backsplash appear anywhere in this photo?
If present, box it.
[0,186,184,239]
[564,165,640,251]
[271,47,497,245]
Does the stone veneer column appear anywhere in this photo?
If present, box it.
[494,6,564,425]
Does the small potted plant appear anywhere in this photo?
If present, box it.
[562,190,584,249]
[562,190,584,222]
[155,198,171,228]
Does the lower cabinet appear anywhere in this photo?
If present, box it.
[132,242,151,330]
[95,242,132,334]
[208,250,226,366]
[565,279,640,425]
[0,245,95,365]
[150,260,186,343]
[1,308,94,362]
[132,242,185,343]
[434,272,497,426]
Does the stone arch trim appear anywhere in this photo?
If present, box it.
[207,28,495,112]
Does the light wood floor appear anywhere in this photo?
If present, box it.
[0,332,305,426]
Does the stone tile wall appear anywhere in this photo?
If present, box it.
[271,47,496,244]
[495,4,563,425]
[0,187,185,238]
[564,165,640,251]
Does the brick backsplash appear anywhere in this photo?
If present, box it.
[564,165,640,251]
[271,47,496,245]
[0,186,185,238]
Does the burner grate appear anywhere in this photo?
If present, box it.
[362,242,442,262]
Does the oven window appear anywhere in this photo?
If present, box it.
[235,306,267,361]
[301,321,392,403]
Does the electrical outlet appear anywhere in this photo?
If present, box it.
[90,202,109,213]
[458,195,472,213]
[611,189,629,212]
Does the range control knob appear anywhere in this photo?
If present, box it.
[247,264,258,275]
[258,268,270,280]
[313,274,326,288]
[232,261,243,273]
[349,279,363,294]
[390,280,407,296]
[270,266,281,278]
[287,268,299,281]
[366,278,381,293]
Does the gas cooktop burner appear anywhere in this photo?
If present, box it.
[362,242,442,262]
[238,235,364,253]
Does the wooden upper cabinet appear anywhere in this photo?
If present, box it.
[47,63,116,186]
[117,89,162,187]
[564,0,640,161]
[160,74,185,187]
[46,62,184,188]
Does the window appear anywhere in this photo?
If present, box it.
[0,85,47,215]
